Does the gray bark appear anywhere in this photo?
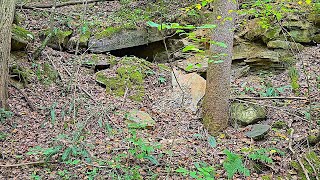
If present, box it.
[203,0,237,135]
[0,0,16,109]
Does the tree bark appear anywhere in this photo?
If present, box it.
[0,0,16,109]
[203,0,237,135]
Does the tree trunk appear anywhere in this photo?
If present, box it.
[203,0,237,135]
[0,0,16,109]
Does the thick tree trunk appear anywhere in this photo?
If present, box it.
[0,0,16,109]
[203,0,237,135]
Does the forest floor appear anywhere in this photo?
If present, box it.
[1,1,320,179]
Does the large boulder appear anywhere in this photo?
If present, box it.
[88,27,165,53]
[11,24,34,51]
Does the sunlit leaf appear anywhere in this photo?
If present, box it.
[147,21,159,28]
[208,135,217,148]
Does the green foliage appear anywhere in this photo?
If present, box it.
[242,147,285,164]
[223,149,250,179]
[27,132,92,163]
[127,127,160,165]
[176,162,215,180]
[32,62,59,85]
[158,76,166,84]
[0,108,13,123]
[288,67,300,94]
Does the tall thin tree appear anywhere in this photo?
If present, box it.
[203,0,237,134]
[0,0,16,109]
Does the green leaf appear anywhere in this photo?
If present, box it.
[189,171,198,178]
[176,29,186,33]
[61,147,72,161]
[147,21,159,28]
[144,155,159,165]
[176,167,189,176]
[208,135,217,148]
[186,64,194,71]
[197,24,216,29]
[182,45,201,52]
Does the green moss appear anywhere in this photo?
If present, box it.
[158,63,171,71]
[11,24,34,51]
[79,29,91,47]
[272,120,287,129]
[95,57,152,101]
[95,27,122,39]
[9,65,35,84]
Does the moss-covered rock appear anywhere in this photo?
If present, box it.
[271,120,288,129]
[288,30,313,43]
[79,29,91,48]
[262,26,282,43]
[41,29,73,50]
[267,40,304,51]
[243,18,267,41]
[11,24,34,51]
[95,27,122,40]
[9,64,35,84]
[95,57,153,101]
[231,102,267,126]
[312,33,320,43]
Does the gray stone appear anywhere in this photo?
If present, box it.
[245,124,270,140]
[88,28,165,53]
[231,102,267,125]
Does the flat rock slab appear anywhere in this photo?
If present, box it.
[88,28,165,53]
[125,110,155,129]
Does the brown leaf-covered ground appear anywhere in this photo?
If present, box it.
[1,1,319,179]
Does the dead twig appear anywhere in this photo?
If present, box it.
[233,96,308,100]
[17,0,112,9]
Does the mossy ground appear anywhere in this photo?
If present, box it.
[96,56,154,101]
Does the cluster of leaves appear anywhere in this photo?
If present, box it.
[223,149,250,179]
[242,147,285,164]
[176,162,215,180]
[27,133,91,163]
[126,127,161,165]
[240,81,292,97]
[239,0,314,29]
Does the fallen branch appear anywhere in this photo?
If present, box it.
[233,96,308,100]
[17,0,112,9]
